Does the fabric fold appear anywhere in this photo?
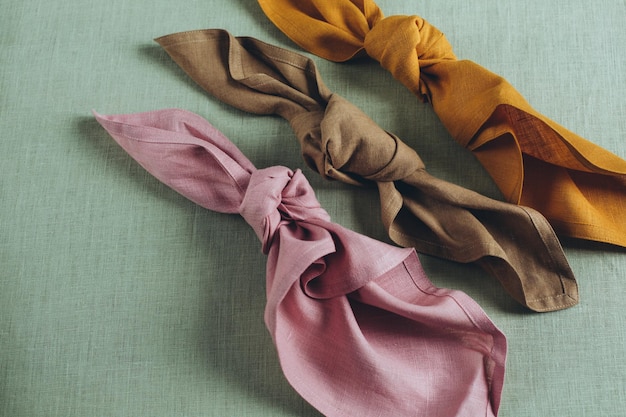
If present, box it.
[94,108,507,417]
[256,0,626,248]
[154,29,578,312]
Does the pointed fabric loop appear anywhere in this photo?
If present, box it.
[155,29,578,312]
[94,108,507,417]
[155,30,324,121]
[92,109,254,213]
[258,0,384,62]
[258,0,626,248]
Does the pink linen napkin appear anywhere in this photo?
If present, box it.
[94,108,507,417]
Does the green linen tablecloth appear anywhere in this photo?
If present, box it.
[1,0,624,416]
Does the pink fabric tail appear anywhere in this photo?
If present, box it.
[94,108,507,417]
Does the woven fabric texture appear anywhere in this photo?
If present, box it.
[1,0,624,416]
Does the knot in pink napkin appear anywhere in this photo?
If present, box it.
[240,167,330,253]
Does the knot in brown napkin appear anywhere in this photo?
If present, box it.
[290,94,423,186]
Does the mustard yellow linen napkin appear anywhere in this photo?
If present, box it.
[257,0,626,248]
[155,29,577,312]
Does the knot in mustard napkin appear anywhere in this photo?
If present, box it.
[257,0,626,247]
[94,108,507,417]
[154,29,578,312]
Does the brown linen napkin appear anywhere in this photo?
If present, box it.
[155,29,578,312]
